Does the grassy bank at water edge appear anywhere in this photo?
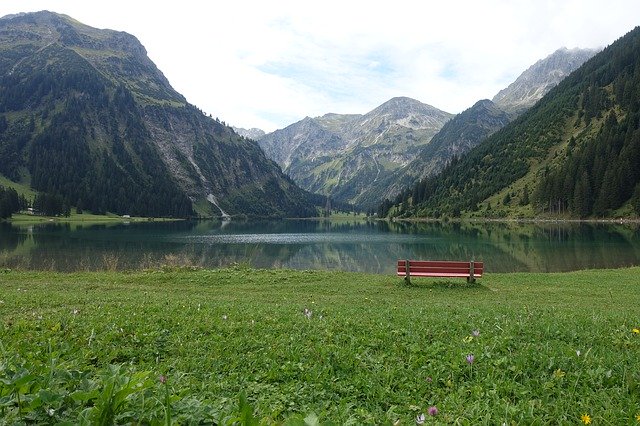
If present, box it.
[0,267,639,424]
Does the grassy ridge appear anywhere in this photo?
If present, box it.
[1,267,639,424]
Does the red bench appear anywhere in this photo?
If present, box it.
[397,260,484,284]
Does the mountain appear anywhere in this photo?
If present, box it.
[407,99,512,177]
[258,97,452,206]
[382,27,640,220]
[493,47,599,113]
[232,126,266,140]
[359,48,598,209]
[0,11,316,218]
[357,99,512,207]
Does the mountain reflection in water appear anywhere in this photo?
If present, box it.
[1,220,638,273]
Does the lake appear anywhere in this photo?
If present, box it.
[1,219,639,273]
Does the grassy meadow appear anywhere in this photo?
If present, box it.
[8,212,179,224]
[0,267,639,424]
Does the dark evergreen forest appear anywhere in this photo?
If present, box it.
[0,185,27,218]
[0,45,194,218]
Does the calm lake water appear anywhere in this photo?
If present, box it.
[1,219,639,273]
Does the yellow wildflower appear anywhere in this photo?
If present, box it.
[581,413,592,424]
[633,328,640,334]
[636,413,640,422]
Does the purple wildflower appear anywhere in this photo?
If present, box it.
[466,354,475,365]
[428,406,438,416]
[416,413,426,424]
[159,374,167,384]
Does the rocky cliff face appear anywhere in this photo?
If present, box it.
[0,11,316,218]
[232,126,266,140]
[492,47,598,114]
[258,97,452,205]
[259,116,349,170]
[345,97,451,141]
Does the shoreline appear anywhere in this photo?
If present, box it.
[389,216,640,225]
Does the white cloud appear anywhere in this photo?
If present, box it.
[1,0,639,131]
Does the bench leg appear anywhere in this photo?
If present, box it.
[467,276,476,284]
[404,259,411,285]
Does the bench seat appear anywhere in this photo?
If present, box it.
[397,260,483,284]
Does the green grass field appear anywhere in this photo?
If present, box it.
[1,267,639,424]
[7,212,178,224]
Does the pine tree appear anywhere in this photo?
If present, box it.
[572,171,592,218]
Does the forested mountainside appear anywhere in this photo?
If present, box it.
[0,11,316,218]
[380,27,640,220]
[258,97,452,206]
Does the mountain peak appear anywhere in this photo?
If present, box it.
[1,10,149,58]
[492,47,598,113]
[376,96,439,112]
[232,126,266,140]
[257,97,452,206]
[0,10,183,104]
[360,96,452,132]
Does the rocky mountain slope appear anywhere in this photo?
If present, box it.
[357,99,512,207]
[0,11,316,218]
[258,97,452,205]
[492,47,599,113]
[383,27,640,220]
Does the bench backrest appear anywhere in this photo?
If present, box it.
[397,260,484,277]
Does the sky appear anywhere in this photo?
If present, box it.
[1,1,638,132]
